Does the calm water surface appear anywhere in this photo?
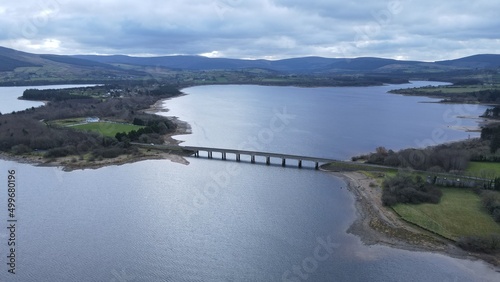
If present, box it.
[167,82,488,160]
[0,84,97,114]
[0,83,498,281]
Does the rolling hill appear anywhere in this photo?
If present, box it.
[0,46,499,85]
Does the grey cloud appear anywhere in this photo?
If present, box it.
[0,0,498,60]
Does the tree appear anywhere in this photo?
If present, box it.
[490,135,500,153]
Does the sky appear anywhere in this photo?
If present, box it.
[0,0,499,61]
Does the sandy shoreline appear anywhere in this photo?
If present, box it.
[332,170,500,268]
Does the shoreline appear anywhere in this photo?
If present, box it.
[0,95,193,171]
[332,170,500,268]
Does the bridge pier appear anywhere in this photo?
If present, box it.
[182,146,333,170]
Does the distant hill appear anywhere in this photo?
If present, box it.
[74,53,500,73]
[435,54,500,69]
[0,45,499,85]
[0,46,148,85]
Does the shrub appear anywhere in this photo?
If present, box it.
[481,191,500,222]
[11,144,32,155]
[382,173,442,206]
[92,147,125,159]
[457,234,500,253]
[44,146,76,158]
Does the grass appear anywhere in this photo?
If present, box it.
[466,162,500,178]
[72,122,144,137]
[393,188,500,240]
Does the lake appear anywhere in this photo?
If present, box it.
[0,83,498,281]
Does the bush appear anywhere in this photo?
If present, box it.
[44,146,76,158]
[11,144,32,155]
[92,147,125,159]
[457,234,500,253]
[382,173,443,206]
[481,191,500,222]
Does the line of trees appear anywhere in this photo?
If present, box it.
[358,144,472,172]
[483,106,500,119]
[23,88,91,101]
[481,125,500,154]
[115,119,172,143]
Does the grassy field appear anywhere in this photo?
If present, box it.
[466,162,500,178]
[393,188,500,240]
[72,122,144,137]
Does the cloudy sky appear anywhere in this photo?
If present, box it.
[1,0,499,61]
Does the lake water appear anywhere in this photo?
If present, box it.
[167,82,488,160]
[0,84,97,114]
[0,83,498,281]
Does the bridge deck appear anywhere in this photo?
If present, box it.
[181,146,336,163]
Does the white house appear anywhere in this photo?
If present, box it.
[86,117,100,123]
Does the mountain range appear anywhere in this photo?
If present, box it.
[0,46,499,85]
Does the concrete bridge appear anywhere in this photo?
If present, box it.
[181,146,336,169]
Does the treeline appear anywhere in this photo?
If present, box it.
[357,144,473,172]
[23,88,91,101]
[382,173,442,206]
[473,89,500,103]
[146,84,182,96]
[390,87,500,104]
[115,117,175,143]
[482,106,500,119]
[359,134,500,172]
[457,234,500,254]
[481,124,500,155]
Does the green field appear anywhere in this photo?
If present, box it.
[393,188,500,240]
[72,122,143,137]
[466,162,500,178]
